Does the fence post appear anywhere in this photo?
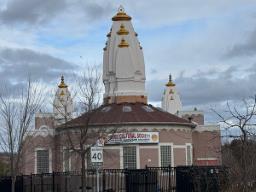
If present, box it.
[102,169,106,191]
[41,173,43,192]
[168,165,171,192]
[52,172,55,192]
[145,165,148,192]
[65,174,68,192]
[21,175,24,192]
[30,174,33,192]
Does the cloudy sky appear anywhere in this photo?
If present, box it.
[0,0,256,122]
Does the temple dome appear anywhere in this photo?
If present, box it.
[61,102,193,128]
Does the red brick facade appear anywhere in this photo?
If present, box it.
[21,103,221,174]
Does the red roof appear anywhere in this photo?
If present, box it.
[62,102,193,128]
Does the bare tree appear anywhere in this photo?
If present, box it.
[0,79,44,192]
[77,66,102,113]
[52,66,120,192]
[212,95,256,192]
[53,66,102,192]
[72,66,102,192]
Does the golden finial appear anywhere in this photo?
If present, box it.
[60,90,65,96]
[169,89,174,94]
[118,38,129,48]
[166,74,176,87]
[58,75,68,88]
[117,24,129,35]
[112,6,131,21]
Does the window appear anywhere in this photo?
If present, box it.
[37,150,49,173]
[142,105,154,112]
[160,145,172,167]
[123,106,132,112]
[186,145,192,165]
[63,149,71,172]
[101,106,111,112]
[123,146,136,169]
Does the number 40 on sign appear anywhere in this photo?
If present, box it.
[91,147,103,163]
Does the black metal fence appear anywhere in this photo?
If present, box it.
[0,166,227,192]
[176,166,229,192]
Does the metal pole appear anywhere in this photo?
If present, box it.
[96,167,99,192]
[102,169,106,191]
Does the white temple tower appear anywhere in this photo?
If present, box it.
[161,74,182,114]
[53,76,73,125]
[103,6,147,104]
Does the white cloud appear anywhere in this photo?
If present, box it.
[0,0,256,119]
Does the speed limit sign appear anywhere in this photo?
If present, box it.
[90,147,103,163]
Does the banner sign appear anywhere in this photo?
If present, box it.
[106,132,159,144]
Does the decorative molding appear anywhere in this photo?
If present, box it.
[140,145,158,149]
[118,38,129,48]
[103,146,121,150]
[173,145,186,149]
[178,110,203,116]
[56,125,193,135]
[35,113,54,118]
[194,125,220,132]
[197,157,218,161]
[117,24,129,35]
[32,125,54,137]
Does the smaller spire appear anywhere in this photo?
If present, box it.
[118,38,129,48]
[112,5,131,21]
[60,90,65,96]
[58,75,68,88]
[169,89,174,94]
[166,73,176,87]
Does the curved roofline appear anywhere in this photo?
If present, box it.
[57,121,195,131]
[58,102,194,130]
